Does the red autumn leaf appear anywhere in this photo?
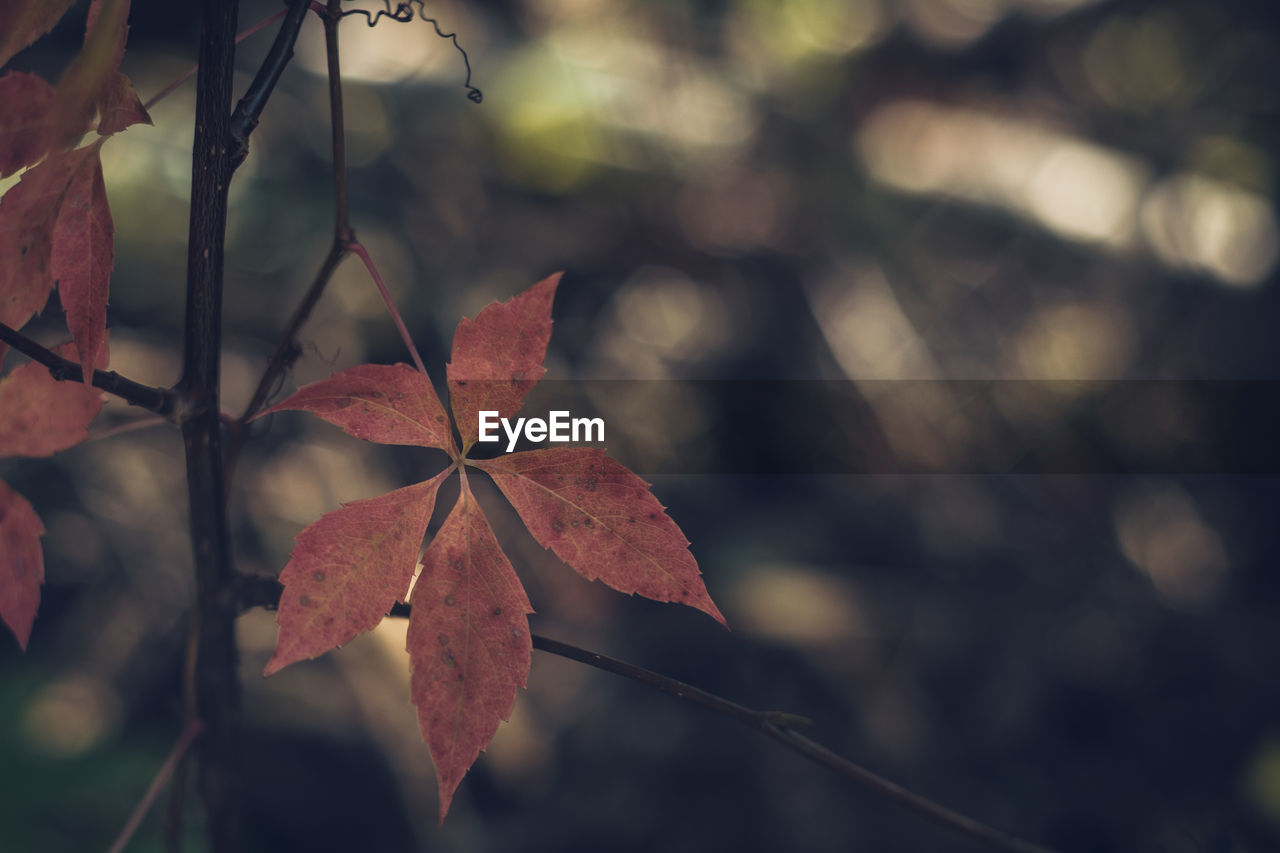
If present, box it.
[0,143,112,372]
[0,0,77,70]
[0,152,76,338]
[256,363,455,453]
[45,0,132,152]
[0,478,45,651]
[474,448,726,626]
[0,2,140,179]
[0,341,105,457]
[52,142,112,376]
[0,71,56,178]
[261,272,724,819]
[447,272,560,450]
[95,71,151,135]
[85,0,130,74]
[264,471,449,676]
[407,477,532,820]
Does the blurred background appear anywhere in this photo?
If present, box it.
[3,0,1280,850]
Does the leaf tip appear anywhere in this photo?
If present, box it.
[6,623,32,652]
[261,655,287,678]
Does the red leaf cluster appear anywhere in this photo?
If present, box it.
[0,342,105,649]
[259,274,725,818]
[0,0,145,647]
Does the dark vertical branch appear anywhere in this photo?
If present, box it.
[179,0,240,850]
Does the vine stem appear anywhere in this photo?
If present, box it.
[225,0,352,483]
[233,575,1057,853]
[531,635,1058,853]
[106,720,205,853]
[347,239,429,375]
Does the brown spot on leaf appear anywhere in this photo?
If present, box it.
[444,594,456,606]
[583,518,594,528]
[438,633,450,646]
[312,570,326,582]
[299,595,313,608]
[551,519,565,533]
[492,607,502,616]
[441,651,457,667]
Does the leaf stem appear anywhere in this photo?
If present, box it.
[346,239,429,376]
[0,321,176,415]
[106,720,205,853]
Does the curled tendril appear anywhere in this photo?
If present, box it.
[339,1,482,103]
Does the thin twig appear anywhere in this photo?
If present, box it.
[531,635,1058,853]
[165,612,203,853]
[224,1,353,483]
[346,240,428,375]
[228,0,312,166]
[86,414,169,443]
[107,720,205,853]
[225,242,347,481]
[232,574,1055,853]
[0,321,176,415]
[142,9,290,111]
